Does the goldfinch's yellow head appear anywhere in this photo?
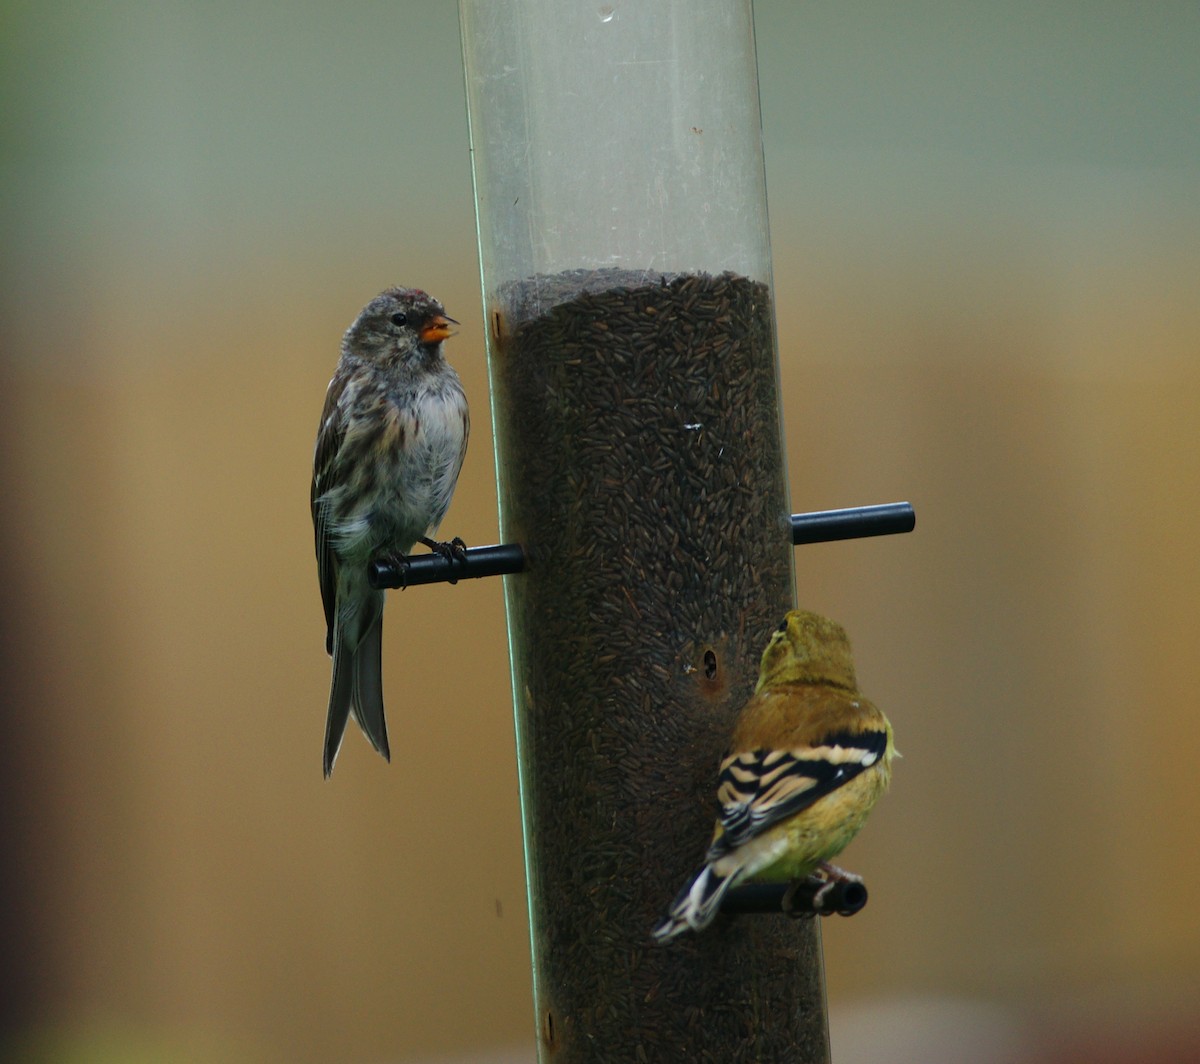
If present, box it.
[755,609,857,692]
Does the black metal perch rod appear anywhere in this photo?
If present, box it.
[369,501,916,590]
[369,542,526,589]
[723,879,869,919]
[792,501,915,544]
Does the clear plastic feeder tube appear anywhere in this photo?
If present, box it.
[463,0,773,300]
[459,2,827,1061]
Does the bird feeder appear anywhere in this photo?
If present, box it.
[443,2,913,1060]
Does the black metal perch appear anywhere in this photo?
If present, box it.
[723,879,869,919]
[369,502,916,590]
[369,542,526,589]
[791,501,915,545]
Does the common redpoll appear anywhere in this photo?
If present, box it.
[312,287,469,777]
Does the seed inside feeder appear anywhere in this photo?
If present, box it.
[489,269,827,1062]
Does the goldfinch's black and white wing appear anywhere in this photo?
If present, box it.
[653,726,889,941]
[711,727,889,856]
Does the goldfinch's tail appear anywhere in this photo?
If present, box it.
[651,862,735,942]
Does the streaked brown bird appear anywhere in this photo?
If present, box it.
[312,287,469,777]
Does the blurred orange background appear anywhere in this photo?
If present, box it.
[2,3,1198,1062]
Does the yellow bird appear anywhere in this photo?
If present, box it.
[653,609,895,941]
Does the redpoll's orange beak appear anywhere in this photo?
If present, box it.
[420,315,457,344]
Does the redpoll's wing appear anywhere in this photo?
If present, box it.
[713,727,889,853]
[312,375,349,655]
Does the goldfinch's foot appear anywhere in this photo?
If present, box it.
[809,861,863,911]
[817,860,863,885]
[781,880,818,919]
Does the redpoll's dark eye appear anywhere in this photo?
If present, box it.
[390,312,408,326]
[777,619,789,632]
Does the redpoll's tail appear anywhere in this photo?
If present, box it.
[651,861,736,942]
[324,602,390,778]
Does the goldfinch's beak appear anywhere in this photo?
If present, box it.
[420,315,457,344]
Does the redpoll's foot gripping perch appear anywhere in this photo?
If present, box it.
[420,535,468,562]
[381,537,469,589]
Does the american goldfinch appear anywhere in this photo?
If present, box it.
[312,287,469,778]
[653,609,894,941]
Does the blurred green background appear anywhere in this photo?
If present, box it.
[3,2,1199,1062]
